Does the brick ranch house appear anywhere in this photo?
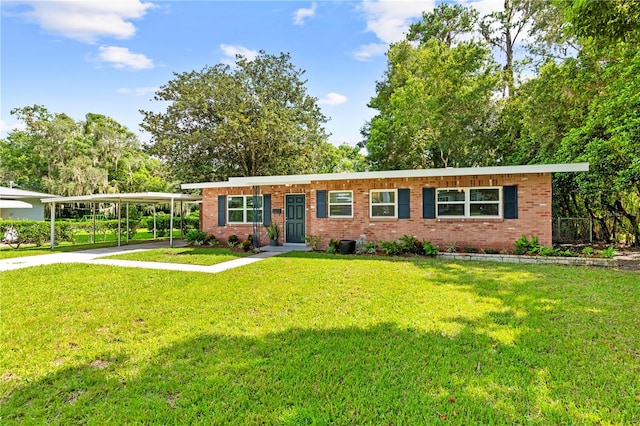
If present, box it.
[182,163,589,251]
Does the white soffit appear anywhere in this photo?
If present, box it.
[181,162,590,189]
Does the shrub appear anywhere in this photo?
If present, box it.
[185,229,207,245]
[184,213,200,232]
[364,242,378,254]
[203,234,219,246]
[241,239,253,252]
[581,247,595,257]
[142,213,197,237]
[598,247,616,258]
[228,234,239,245]
[380,240,401,256]
[326,238,339,254]
[513,235,541,255]
[445,241,458,253]
[399,235,424,255]
[423,241,439,257]
[1,220,50,248]
[464,247,478,253]
[483,248,499,254]
[304,235,321,251]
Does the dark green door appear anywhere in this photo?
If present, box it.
[285,194,305,243]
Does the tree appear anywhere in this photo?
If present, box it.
[364,38,499,170]
[493,0,640,244]
[567,0,640,48]
[140,51,330,182]
[479,0,536,97]
[407,3,478,48]
[317,143,368,173]
[0,106,172,196]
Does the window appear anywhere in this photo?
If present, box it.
[328,191,353,217]
[436,187,500,218]
[370,189,397,218]
[227,195,263,223]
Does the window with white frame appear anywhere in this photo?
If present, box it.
[436,187,500,218]
[227,195,263,223]
[370,189,397,218]
[329,191,353,217]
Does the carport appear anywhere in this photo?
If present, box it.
[42,192,201,249]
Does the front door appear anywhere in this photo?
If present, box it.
[285,194,305,243]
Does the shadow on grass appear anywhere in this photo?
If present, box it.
[3,323,638,425]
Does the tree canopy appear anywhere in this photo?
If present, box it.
[0,105,172,196]
[141,51,332,183]
[365,4,499,170]
[361,0,640,244]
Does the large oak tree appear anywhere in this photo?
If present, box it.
[141,51,331,182]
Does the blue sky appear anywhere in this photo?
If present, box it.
[1,0,502,146]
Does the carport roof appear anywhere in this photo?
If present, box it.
[41,192,201,204]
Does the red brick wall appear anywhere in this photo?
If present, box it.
[200,173,553,251]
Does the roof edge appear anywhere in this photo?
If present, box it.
[181,162,590,189]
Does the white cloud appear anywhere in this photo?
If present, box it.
[293,2,317,26]
[352,43,388,62]
[220,44,259,65]
[135,86,159,95]
[357,0,435,44]
[458,0,503,19]
[0,120,26,134]
[318,92,348,106]
[97,46,154,70]
[118,86,158,95]
[20,0,155,44]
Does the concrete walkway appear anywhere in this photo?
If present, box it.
[0,241,283,273]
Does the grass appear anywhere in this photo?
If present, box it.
[0,229,184,260]
[1,253,639,424]
[103,247,252,265]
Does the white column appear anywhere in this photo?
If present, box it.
[169,198,175,248]
[126,203,130,243]
[50,202,56,249]
[117,202,121,247]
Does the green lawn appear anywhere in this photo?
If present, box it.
[103,247,252,265]
[1,253,638,424]
[0,229,183,260]
[69,229,184,245]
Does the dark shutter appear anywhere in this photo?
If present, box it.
[263,194,271,226]
[422,188,436,219]
[317,190,327,218]
[503,185,518,219]
[398,188,410,219]
[217,195,226,226]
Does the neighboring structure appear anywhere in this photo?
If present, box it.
[182,163,589,250]
[0,186,57,221]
